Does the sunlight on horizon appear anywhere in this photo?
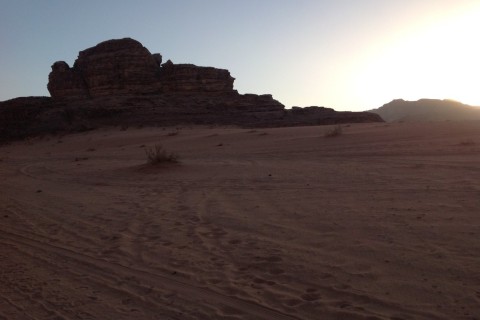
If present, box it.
[353,4,480,108]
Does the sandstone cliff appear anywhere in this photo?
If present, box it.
[1,38,382,142]
[159,60,234,93]
[47,38,235,99]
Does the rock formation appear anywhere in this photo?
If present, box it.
[47,38,235,99]
[48,61,89,100]
[159,61,234,93]
[1,38,382,142]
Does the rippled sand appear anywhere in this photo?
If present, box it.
[1,122,479,319]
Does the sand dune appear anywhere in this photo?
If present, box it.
[1,122,480,319]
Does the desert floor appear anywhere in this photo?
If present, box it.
[1,122,480,320]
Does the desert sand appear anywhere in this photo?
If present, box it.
[1,122,479,319]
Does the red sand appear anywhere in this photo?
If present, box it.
[1,122,479,319]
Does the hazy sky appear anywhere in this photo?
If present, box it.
[1,0,479,110]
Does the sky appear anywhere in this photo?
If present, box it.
[1,0,479,111]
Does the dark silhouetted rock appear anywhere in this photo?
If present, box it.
[47,61,89,100]
[71,38,160,97]
[1,37,383,143]
[280,106,383,126]
[47,38,235,99]
[152,53,162,66]
[159,63,234,93]
[0,97,63,142]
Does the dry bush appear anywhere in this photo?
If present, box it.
[145,144,179,164]
[324,125,343,138]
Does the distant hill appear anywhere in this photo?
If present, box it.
[369,99,480,122]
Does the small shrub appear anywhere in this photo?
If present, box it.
[324,125,343,138]
[145,144,179,164]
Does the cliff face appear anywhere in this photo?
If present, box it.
[47,38,235,99]
[48,61,89,100]
[1,38,382,142]
[159,61,234,93]
[73,38,160,97]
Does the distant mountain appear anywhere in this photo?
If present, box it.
[369,99,480,122]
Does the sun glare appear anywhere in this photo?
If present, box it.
[354,4,480,108]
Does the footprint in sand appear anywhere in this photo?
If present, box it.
[268,267,285,275]
[284,298,303,307]
[252,277,269,285]
[207,278,222,285]
[211,227,227,238]
[265,255,283,263]
[335,301,351,309]
[475,291,480,301]
[301,293,321,302]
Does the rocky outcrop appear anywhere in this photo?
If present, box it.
[48,61,89,100]
[47,38,235,99]
[0,97,61,142]
[159,61,234,93]
[280,106,383,126]
[1,38,383,143]
[72,38,160,97]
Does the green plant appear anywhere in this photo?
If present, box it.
[324,125,343,138]
[145,144,179,164]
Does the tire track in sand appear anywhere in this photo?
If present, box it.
[0,227,300,320]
